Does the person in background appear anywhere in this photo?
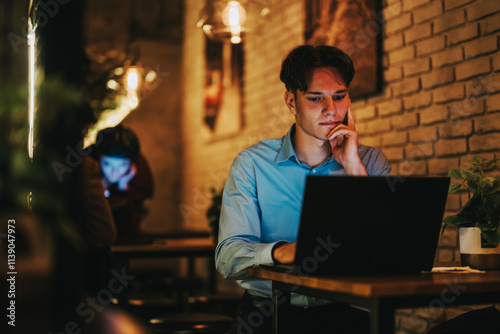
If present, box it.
[216,44,391,333]
[93,125,154,242]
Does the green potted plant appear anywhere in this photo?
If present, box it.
[442,156,500,270]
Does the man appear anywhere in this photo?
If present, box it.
[216,45,391,333]
[94,125,154,242]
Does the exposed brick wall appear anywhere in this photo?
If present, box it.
[369,0,500,268]
[183,0,500,329]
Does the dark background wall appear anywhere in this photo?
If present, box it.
[84,0,186,233]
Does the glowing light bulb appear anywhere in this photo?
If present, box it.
[222,1,247,44]
[114,67,124,76]
[228,2,242,26]
[231,35,242,44]
[145,70,157,83]
[125,67,141,92]
[107,79,120,90]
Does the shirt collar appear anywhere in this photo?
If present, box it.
[276,124,298,164]
[276,124,335,168]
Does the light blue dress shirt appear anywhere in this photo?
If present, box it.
[215,124,391,307]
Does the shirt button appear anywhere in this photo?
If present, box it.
[312,169,317,174]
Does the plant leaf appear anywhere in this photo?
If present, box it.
[448,167,463,179]
[481,177,495,193]
[449,183,462,193]
[486,180,500,195]
[443,214,474,226]
[462,169,475,180]
[479,229,500,247]
[485,158,500,168]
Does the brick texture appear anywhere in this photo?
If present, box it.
[386,13,413,34]
[434,83,465,103]
[392,112,419,129]
[378,99,403,116]
[404,0,432,11]
[413,1,443,24]
[432,46,464,67]
[356,105,377,120]
[409,126,438,142]
[469,133,500,151]
[447,24,479,46]
[405,23,432,44]
[474,112,500,133]
[479,12,500,35]
[435,138,468,156]
[404,91,432,109]
[420,105,449,125]
[434,9,466,34]
[417,35,446,56]
[421,67,455,89]
[467,0,500,21]
[403,57,431,76]
[393,77,420,96]
[445,0,474,11]
[456,56,491,80]
[438,119,473,138]
[464,35,498,59]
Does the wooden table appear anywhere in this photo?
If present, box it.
[247,266,500,334]
[112,238,217,304]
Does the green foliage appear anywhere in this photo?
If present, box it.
[443,156,500,247]
[0,80,86,253]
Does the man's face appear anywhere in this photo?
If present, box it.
[100,155,132,184]
[285,67,350,143]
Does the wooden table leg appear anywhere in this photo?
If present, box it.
[370,298,395,334]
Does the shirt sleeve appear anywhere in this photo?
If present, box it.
[215,151,284,280]
[363,147,392,176]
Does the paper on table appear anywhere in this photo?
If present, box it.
[427,266,486,274]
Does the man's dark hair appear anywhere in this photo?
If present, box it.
[96,125,140,158]
[280,45,355,95]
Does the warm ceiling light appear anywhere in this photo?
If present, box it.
[198,0,270,44]
[222,1,247,43]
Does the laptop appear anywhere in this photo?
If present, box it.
[265,175,450,276]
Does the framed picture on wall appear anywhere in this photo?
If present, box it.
[204,38,244,136]
[305,0,381,98]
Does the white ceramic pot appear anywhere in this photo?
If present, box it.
[459,227,500,270]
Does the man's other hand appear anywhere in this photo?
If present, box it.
[273,242,297,264]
